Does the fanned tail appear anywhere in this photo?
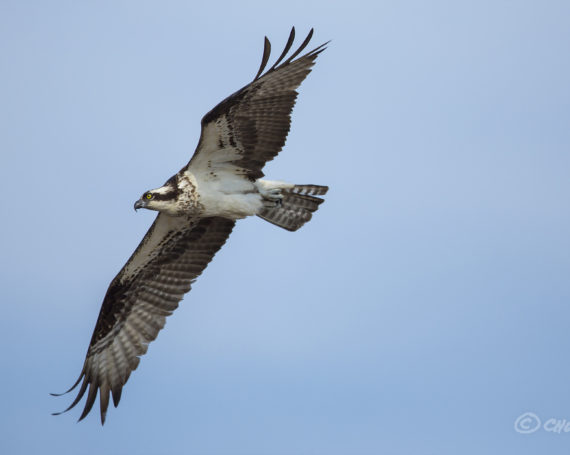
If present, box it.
[257,184,328,231]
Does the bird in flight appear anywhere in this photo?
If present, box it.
[53,27,328,424]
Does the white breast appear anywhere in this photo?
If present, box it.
[189,169,263,219]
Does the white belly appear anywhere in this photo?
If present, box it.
[193,170,264,219]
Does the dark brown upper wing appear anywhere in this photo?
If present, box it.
[53,215,235,424]
[187,28,328,181]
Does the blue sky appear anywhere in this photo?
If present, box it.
[1,1,569,454]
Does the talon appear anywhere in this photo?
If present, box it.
[259,187,283,205]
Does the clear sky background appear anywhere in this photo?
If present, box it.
[1,1,569,454]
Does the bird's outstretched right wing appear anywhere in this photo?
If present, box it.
[53,215,235,424]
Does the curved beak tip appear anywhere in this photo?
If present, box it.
[134,200,143,211]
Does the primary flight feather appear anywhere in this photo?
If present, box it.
[53,27,328,424]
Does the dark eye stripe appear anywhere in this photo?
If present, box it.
[152,191,176,201]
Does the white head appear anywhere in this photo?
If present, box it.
[133,175,185,216]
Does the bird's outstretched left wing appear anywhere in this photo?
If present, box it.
[53,215,235,424]
[187,27,328,181]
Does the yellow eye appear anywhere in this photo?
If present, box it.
[145,193,153,200]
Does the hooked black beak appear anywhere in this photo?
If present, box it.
[134,199,145,211]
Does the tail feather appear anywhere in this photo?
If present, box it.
[288,184,328,196]
[257,184,328,231]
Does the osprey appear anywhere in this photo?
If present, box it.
[53,28,328,424]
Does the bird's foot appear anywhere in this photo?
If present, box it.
[260,188,283,208]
